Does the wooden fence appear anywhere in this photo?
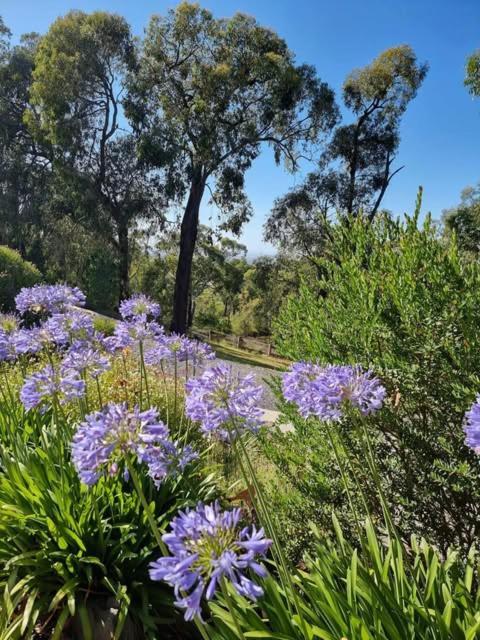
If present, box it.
[191,328,279,357]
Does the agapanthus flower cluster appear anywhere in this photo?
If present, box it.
[283,362,386,421]
[185,365,264,441]
[119,294,161,320]
[137,425,198,488]
[15,284,85,316]
[12,310,96,357]
[145,334,215,369]
[72,403,195,486]
[464,395,480,454]
[149,501,271,620]
[110,317,164,350]
[0,315,19,362]
[282,362,324,418]
[62,342,110,378]
[20,364,85,412]
[44,311,95,345]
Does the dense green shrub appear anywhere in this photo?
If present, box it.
[0,246,42,311]
[272,207,480,552]
[81,246,119,314]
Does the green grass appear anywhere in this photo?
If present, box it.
[209,340,289,370]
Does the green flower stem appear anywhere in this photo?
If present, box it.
[139,341,151,407]
[127,458,167,554]
[95,377,103,408]
[324,421,363,540]
[226,413,309,637]
[159,361,170,424]
[359,422,395,537]
[126,459,211,640]
[121,353,130,404]
[174,353,178,420]
[220,578,246,640]
[357,419,435,637]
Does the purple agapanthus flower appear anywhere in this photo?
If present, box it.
[185,365,264,441]
[62,342,110,378]
[44,311,95,346]
[283,362,386,421]
[137,424,198,488]
[112,318,164,349]
[119,294,161,321]
[0,329,16,362]
[282,362,324,418]
[464,395,480,454]
[144,335,173,365]
[149,501,271,621]
[176,337,216,367]
[20,364,85,412]
[15,284,85,316]
[72,403,196,486]
[0,315,20,362]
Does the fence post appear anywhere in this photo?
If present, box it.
[267,342,272,356]
[236,335,241,349]
[208,329,212,341]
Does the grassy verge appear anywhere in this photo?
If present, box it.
[209,340,289,370]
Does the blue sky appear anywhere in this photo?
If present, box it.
[3,0,480,255]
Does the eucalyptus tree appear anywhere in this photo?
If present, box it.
[127,1,338,333]
[0,22,48,262]
[26,10,162,300]
[265,45,427,254]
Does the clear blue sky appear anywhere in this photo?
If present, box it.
[3,0,480,255]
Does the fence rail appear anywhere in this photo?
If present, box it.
[191,328,279,357]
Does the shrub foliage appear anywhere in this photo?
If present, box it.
[273,205,480,551]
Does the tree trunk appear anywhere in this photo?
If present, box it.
[117,220,130,303]
[171,173,205,334]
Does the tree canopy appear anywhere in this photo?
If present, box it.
[127,1,338,332]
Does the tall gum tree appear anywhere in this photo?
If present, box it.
[26,11,162,301]
[126,1,338,333]
[265,45,428,257]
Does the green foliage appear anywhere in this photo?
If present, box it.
[209,518,480,639]
[0,245,41,311]
[0,360,218,638]
[82,247,119,314]
[265,45,427,252]
[92,315,117,337]
[443,183,480,254]
[465,49,480,96]
[273,208,480,552]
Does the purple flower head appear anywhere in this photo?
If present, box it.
[0,329,16,362]
[12,316,83,356]
[185,365,264,441]
[176,337,216,366]
[283,362,386,421]
[149,501,271,621]
[144,334,173,365]
[0,315,19,362]
[62,342,110,378]
[137,425,199,488]
[282,362,324,418]
[44,311,95,346]
[112,318,163,349]
[72,403,196,486]
[464,395,480,454]
[20,364,85,412]
[119,294,161,321]
[15,284,85,317]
